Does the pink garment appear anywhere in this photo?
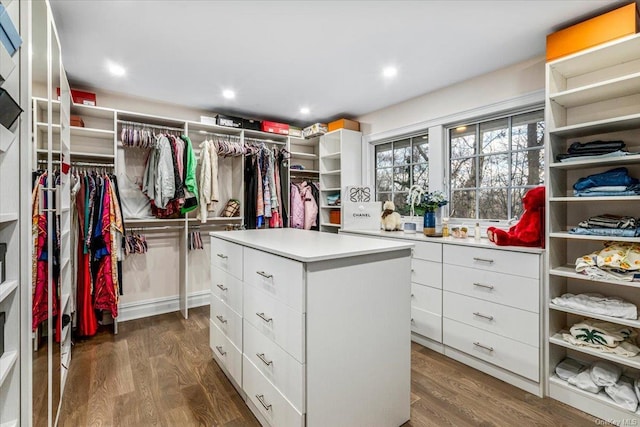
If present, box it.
[300,182,318,230]
[290,183,304,229]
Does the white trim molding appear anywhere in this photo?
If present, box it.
[118,290,211,322]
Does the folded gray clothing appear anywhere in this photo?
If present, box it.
[605,377,638,412]
[579,214,637,229]
[591,361,622,387]
[555,358,585,381]
[568,140,625,153]
[569,370,603,394]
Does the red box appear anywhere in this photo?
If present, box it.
[261,120,289,135]
[56,88,97,106]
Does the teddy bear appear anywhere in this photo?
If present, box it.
[381,200,403,231]
[487,186,545,247]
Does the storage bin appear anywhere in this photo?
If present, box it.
[242,118,261,131]
[302,123,327,138]
[261,120,289,135]
[70,115,84,127]
[328,118,360,132]
[330,209,341,224]
[216,114,242,128]
[0,4,22,56]
[546,3,639,61]
[288,126,302,138]
[57,88,97,106]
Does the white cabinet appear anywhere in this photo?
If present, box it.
[546,33,640,421]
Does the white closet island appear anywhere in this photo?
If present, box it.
[209,228,413,427]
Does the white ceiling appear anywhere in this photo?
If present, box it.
[48,0,621,125]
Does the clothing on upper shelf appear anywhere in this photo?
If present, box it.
[562,319,640,357]
[575,242,640,282]
[579,214,637,230]
[573,167,640,197]
[556,140,627,162]
[550,293,638,320]
[559,150,632,163]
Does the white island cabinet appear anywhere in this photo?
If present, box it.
[209,228,413,427]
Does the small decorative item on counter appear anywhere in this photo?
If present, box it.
[487,186,545,248]
[418,190,448,236]
[380,200,402,231]
[442,217,449,237]
[474,222,481,241]
[452,226,468,238]
[403,222,417,234]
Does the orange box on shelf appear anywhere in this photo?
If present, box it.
[70,115,84,127]
[328,118,360,132]
[329,209,341,224]
[546,3,639,62]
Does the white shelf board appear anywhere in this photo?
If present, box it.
[289,151,318,160]
[550,332,640,370]
[321,206,341,209]
[320,222,341,228]
[549,153,640,169]
[289,169,319,174]
[549,265,640,289]
[322,169,341,175]
[186,120,242,136]
[550,72,640,108]
[321,151,341,159]
[242,128,288,142]
[549,231,640,243]
[321,187,341,192]
[550,195,640,202]
[0,280,18,304]
[71,126,115,140]
[549,303,640,329]
[550,113,640,138]
[0,213,18,224]
[70,151,115,159]
[36,122,61,134]
[70,103,115,119]
[0,351,18,388]
[0,419,19,427]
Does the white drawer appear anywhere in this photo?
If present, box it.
[211,266,243,315]
[210,320,242,386]
[443,292,539,347]
[211,237,243,280]
[243,356,304,427]
[411,307,442,343]
[413,241,442,262]
[411,283,441,315]
[443,245,539,279]
[244,320,305,412]
[244,283,305,363]
[411,258,442,289]
[211,295,243,349]
[243,247,304,312]
[443,318,539,381]
[443,264,539,313]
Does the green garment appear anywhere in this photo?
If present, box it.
[180,135,199,214]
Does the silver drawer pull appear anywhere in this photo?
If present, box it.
[473,282,494,290]
[473,342,494,352]
[256,312,273,323]
[256,352,273,366]
[216,284,228,291]
[216,253,228,259]
[256,394,272,411]
[215,345,226,356]
[256,271,273,279]
[473,312,494,321]
[473,257,494,264]
[216,315,227,324]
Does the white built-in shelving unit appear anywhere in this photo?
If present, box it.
[545,33,640,421]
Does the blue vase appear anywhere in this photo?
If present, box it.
[423,210,436,236]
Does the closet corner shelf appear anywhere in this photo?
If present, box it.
[549,265,640,289]
[549,113,640,138]
[0,350,18,388]
[290,169,319,174]
[321,222,341,228]
[71,126,115,140]
[0,280,18,304]
[321,151,341,160]
[321,205,341,209]
[125,218,186,225]
[549,71,640,108]
[321,187,341,192]
[243,128,288,142]
[549,332,640,370]
[550,195,640,202]
[549,154,640,170]
[0,213,18,224]
[36,122,61,134]
[70,102,116,119]
[549,231,640,243]
[322,169,341,175]
[548,303,640,329]
[290,152,318,160]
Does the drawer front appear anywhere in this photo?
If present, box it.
[243,247,304,312]
[243,356,304,427]
[443,264,539,313]
[211,237,243,280]
[411,283,441,315]
[411,258,442,289]
[244,320,305,412]
[210,320,242,386]
[211,295,243,349]
[211,266,243,315]
[443,292,539,347]
[443,318,539,381]
[244,283,305,363]
[443,245,539,279]
[413,241,442,263]
[411,307,442,343]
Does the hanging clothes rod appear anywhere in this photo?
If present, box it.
[127,225,183,231]
[37,159,115,168]
[118,120,184,133]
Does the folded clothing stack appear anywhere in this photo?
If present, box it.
[575,241,640,282]
[573,167,640,197]
[570,214,640,237]
[557,140,628,162]
[562,319,640,357]
[551,293,637,320]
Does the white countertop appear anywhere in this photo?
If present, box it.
[340,229,545,254]
[210,228,414,262]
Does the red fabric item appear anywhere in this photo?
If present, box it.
[93,180,118,318]
[76,251,98,336]
[487,186,545,247]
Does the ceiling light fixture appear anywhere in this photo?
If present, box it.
[382,66,397,78]
[300,107,310,115]
[222,89,235,100]
[456,126,467,132]
[107,61,126,77]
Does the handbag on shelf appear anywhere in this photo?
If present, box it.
[220,199,240,217]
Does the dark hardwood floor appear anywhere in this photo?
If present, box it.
[58,306,601,426]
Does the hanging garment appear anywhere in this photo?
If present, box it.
[180,135,199,213]
[75,173,98,336]
[277,150,288,228]
[300,182,319,230]
[154,134,176,209]
[244,155,258,229]
[208,139,220,214]
[290,183,304,229]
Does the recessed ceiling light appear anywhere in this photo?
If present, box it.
[107,61,126,77]
[222,89,235,100]
[382,66,397,78]
[300,107,310,115]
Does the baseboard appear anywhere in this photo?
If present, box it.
[118,290,211,322]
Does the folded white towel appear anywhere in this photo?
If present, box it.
[605,377,638,412]
[551,293,638,320]
[555,358,585,381]
[590,361,622,386]
[568,370,602,394]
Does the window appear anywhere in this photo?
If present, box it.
[375,133,428,216]
[448,109,544,221]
